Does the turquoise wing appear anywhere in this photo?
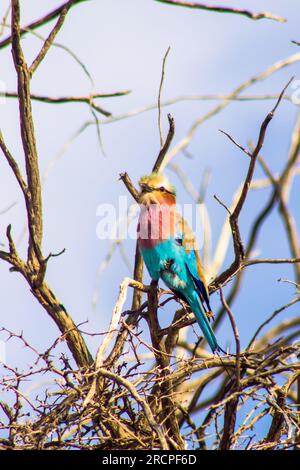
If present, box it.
[174,215,212,313]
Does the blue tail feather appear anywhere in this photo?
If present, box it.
[190,293,219,353]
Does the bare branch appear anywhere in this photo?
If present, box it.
[219,129,252,157]
[158,46,171,148]
[0,131,28,197]
[119,173,140,202]
[155,1,286,23]
[11,0,43,263]
[152,113,175,173]
[247,297,300,350]
[162,54,300,167]
[220,288,240,388]
[97,368,169,450]
[29,3,72,76]
[212,78,293,290]
[0,0,88,50]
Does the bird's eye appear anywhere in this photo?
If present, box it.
[159,186,165,192]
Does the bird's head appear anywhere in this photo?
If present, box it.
[138,173,176,205]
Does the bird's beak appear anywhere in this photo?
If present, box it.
[140,184,152,194]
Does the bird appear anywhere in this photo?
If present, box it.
[137,172,219,353]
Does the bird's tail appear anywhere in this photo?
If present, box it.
[189,293,219,353]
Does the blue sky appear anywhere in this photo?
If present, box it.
[0,0,299,417]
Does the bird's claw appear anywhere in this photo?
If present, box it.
[206,310,215,320]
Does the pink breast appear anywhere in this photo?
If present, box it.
[138,204,175,248]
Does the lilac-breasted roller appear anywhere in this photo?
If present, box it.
[137,172,219,353]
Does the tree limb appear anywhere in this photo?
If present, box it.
[155,1,286,23]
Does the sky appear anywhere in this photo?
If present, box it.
[0,1,300,437]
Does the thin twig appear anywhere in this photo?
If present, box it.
[84,278,149,407]
[158,46,171,148]
[162,54,300,168]
[247,297,300,350]
[152,114,175,172]
[29,3,72,76]
[219,288,240,388]
[0,0,88,50]
[212,78,293,290]
[155,0,286,23]
[97,368,169,450]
